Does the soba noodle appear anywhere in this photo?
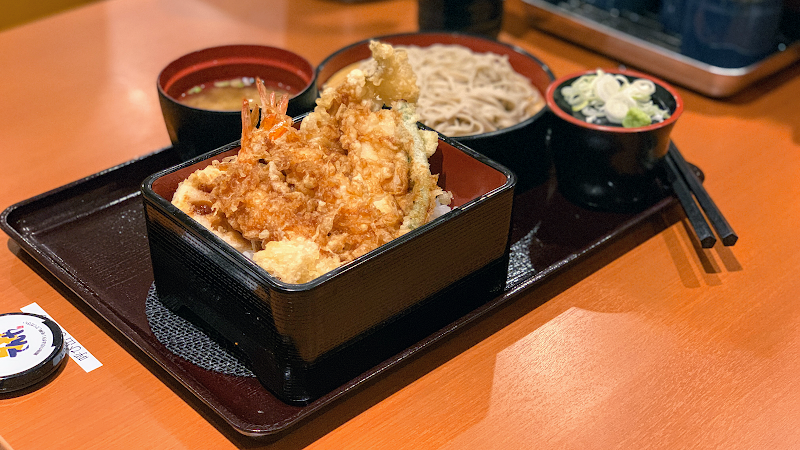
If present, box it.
[325,44,544,137]
[399,44,542,136]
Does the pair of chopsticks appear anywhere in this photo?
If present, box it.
[664,142,737,248]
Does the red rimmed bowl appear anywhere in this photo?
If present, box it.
[316,32,555,190]
[545,68,684,213]
[157,45,317,161]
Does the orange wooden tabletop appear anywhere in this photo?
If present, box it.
[2,0,800,448]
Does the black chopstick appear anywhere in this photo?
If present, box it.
[664,153,716,248]
[667,142,738,246]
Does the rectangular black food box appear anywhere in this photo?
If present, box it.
[141,133,516,404]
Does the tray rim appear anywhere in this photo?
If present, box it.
[0,145,679,437]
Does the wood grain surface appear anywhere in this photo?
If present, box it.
[1,0,799,448]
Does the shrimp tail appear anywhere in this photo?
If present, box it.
[255,78,292,139]
[241,98,254,145]
[238,79,294,162]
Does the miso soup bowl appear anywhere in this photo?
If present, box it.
[141,120,515,405]
[316,32,555,190]
[157,45,317,161]
[545,68,683,213]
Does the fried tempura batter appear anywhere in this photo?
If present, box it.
[172,41,450,283]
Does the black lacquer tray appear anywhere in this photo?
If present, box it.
[0,145,695,436]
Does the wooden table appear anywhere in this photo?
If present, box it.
[2,0,799,448]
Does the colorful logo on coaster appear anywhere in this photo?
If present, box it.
[0,324,29,359]
[0,313,66,392]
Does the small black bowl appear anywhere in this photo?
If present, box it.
[316,32,555,190]
[545,68,684,213]
[158,45,317,161]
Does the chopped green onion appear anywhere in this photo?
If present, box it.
[560,69,671,127]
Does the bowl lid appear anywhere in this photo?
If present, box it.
[0,312,67,393]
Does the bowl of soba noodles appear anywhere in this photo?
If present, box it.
[316,33,555,189]
[158,45,317,161]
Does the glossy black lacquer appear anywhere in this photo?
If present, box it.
[141,129,515,405]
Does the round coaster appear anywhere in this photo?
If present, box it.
[0,312,67,393]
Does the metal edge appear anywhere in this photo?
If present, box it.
[521,0,800,97]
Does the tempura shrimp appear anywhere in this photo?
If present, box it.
[238,80,293,164]
[172,41,450,283]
